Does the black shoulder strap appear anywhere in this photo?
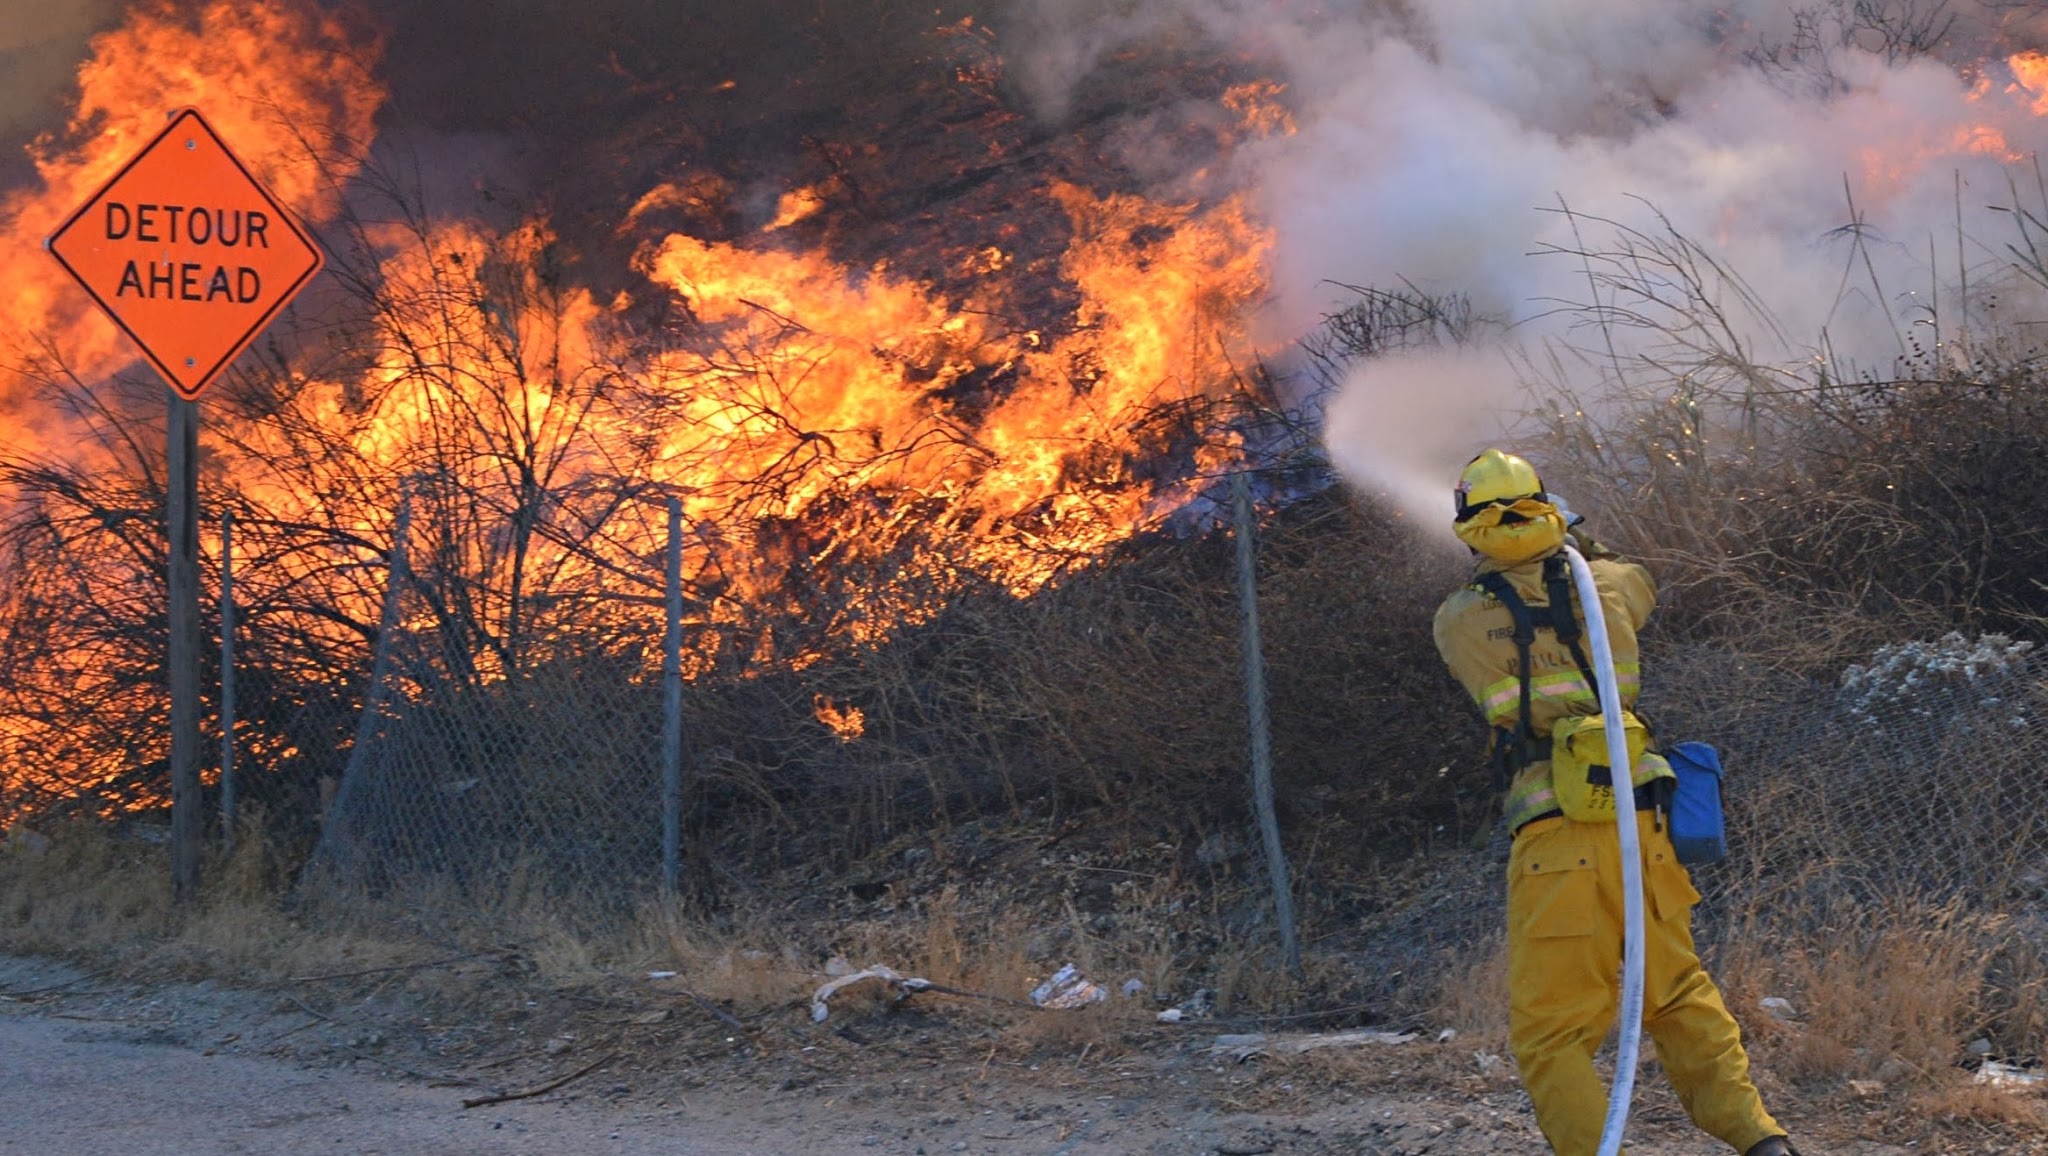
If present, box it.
[1474,558,1603,773]
[1540,554,1600,691]
[1474,570,1539,778]
[1541,555,1579,644]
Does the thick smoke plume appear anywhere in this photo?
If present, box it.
[1011,0,2048,521]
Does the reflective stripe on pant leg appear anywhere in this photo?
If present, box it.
[1639,819,1783,1153]
[1508,818,1619,1156]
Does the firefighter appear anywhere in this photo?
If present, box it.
[1432,449,1797,1156]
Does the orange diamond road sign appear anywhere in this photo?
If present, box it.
[45,108,325,401]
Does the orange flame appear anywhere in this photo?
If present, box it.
[813,695,866,742]
[764,185,829,232]
[2010,51,2048,116]
[0,11,1281,819]
[643,179,1269,597]
[0,0,384,820]
[1222,81,1298,140]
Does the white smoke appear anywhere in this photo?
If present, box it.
[1009,0,2048,524]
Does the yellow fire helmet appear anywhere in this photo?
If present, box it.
[1452,449,1567,564]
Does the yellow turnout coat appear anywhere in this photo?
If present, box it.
[1433,545,1783,1156]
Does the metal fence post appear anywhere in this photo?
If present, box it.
[1232,468,1301,977]
[305,488,410,882]
[661,497,684,895]
[219,509,236,856]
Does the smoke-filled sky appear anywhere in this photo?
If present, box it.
[9,0,2048,522]
[0,1,120,189]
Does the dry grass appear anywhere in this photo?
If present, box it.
[655,915,818,1011]
[1907,1080,2048,1129]
[0,820,173,953]
[0,817,395,984]
[1428,935,1511,1048]
[1707,892,2048,1129]
[10,805,2048,1151]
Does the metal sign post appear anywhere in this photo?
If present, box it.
[219,509,237,856]
[167,396,201,901]
[45,108,325,902]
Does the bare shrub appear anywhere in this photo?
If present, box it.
[1506,200,2048,669]
[1745,0,1961,97]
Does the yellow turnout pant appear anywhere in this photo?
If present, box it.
[1507,812,1781,1156]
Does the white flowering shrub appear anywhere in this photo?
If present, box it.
[1839,632,2037,728]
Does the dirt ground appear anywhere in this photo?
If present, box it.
[0,952,1984,1156]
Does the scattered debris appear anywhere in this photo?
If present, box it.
[1475,1051,1506,1077]
[287,950,506,984]
[1758,997,1798,1022]
[1841,633,2035,726]
[1975,1060,2046,1090]
[1209,1029,1419,1061]
[812,964,1037,1022]
[680,990,747,1031]
[1847,1079,1886,1099]
[813,965,915,1021]
[1156,987,1216,1023]
[1030,964,1106,1009]
[461,1052,616,1109]
[641,973,747,1030]
[0,969,107,1001]
[1120,978,1148,999]
[329,1040,484,1090]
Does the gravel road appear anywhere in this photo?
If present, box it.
[0,1011,794,1155]
[2,955,1879,1156]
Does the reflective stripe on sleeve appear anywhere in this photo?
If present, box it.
[1477,663,1640,727]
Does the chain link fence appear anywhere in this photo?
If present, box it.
[1331,633,2048,1015]
[301,499,678,922]
[289,511,2048,937]
[1653,633,2048,915]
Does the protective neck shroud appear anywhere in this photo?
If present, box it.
[1454,497,1567,565]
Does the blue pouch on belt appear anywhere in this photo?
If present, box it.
[1663,741,1728,865]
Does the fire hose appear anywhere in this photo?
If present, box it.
[1561,542,1645,1156]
